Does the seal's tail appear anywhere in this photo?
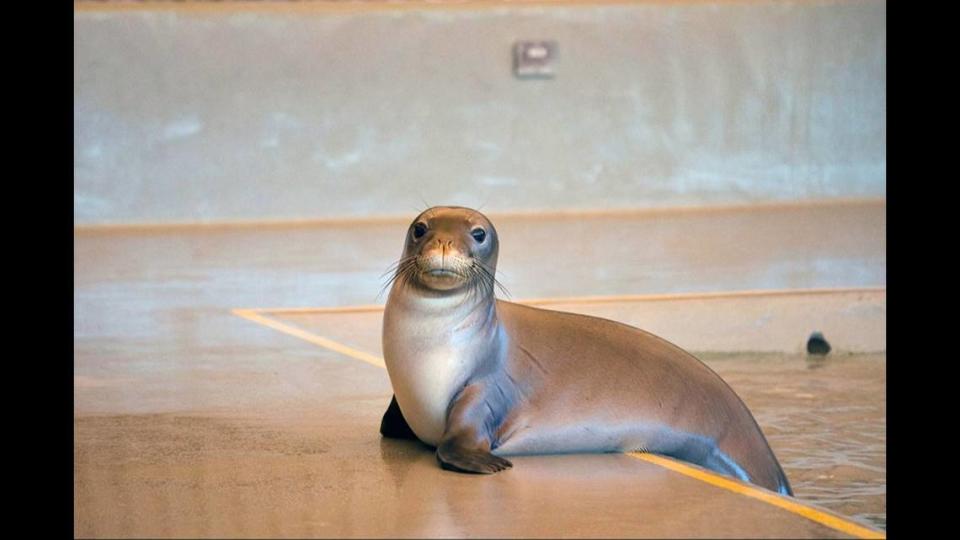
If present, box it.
[670,434,793,496]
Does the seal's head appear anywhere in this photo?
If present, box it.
[393,206,499,294]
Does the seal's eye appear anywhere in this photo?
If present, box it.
[412,222,428,239]
[471,228,486,243]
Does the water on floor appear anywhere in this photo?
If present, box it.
[700,352,886,530]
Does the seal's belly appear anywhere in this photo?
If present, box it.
[494,423,656,455]
[493,421,695,457]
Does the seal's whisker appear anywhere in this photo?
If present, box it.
[473,265,493,296]
[378,270,408,296]
[472,261,509,299]
[417,195,432,213]
[378,272,406,301]
[380,256,417,279]
[474,261,510,298]
[467,264,490,302]
[495,279,510,298]
[475,259,505,280]
[378,257,419,300]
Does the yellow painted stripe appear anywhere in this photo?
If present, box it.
[255,304,387,315]
[231,304,886,538]
[238,286,885,316]
[231,309,385,369]
[505,286,886,307]
[628,453,885,539]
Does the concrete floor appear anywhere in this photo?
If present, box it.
[74,201,886,538]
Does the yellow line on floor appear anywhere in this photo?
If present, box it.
[239,286,885,315]
[231,308,385,369]
[629,453,885,539]
[517,286,886,306]
[255,305,387,315]
[231,305,885,538]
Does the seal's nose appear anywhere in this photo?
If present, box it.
[439,238,453,255]
[428,237,455,254]
[420,235,467,272]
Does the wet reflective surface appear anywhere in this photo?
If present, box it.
[701,353,886,530]
[76,411,863,538]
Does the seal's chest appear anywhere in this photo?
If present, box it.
[384,341,472,446]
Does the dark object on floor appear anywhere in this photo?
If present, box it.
[807,331,832,355]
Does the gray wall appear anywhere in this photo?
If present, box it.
[74,1,886,225]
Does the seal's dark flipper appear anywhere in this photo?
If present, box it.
[380,395,418,440]
[436,441,513,474]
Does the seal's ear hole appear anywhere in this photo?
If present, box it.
[471,228,487,243]
[413,222,428,239]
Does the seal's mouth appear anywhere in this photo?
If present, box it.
[413,253,474,291]
[425,269,462,278]
[417,254,471,281]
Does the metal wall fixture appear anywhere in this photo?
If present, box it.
[513,40,557,79]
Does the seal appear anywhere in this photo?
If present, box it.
[380,206,792,495]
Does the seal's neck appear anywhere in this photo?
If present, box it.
[382,286,501,446]
[386,282,503,356]
[388,283,498,327]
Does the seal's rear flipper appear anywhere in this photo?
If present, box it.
[380,395,419,440]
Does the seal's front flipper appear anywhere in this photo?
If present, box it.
[435,382,513,474]
[437,440,512,474]
[380,395,418,440]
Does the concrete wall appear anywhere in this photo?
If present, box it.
[74,0,886,225]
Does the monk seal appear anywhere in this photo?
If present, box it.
[379,206,792,495]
